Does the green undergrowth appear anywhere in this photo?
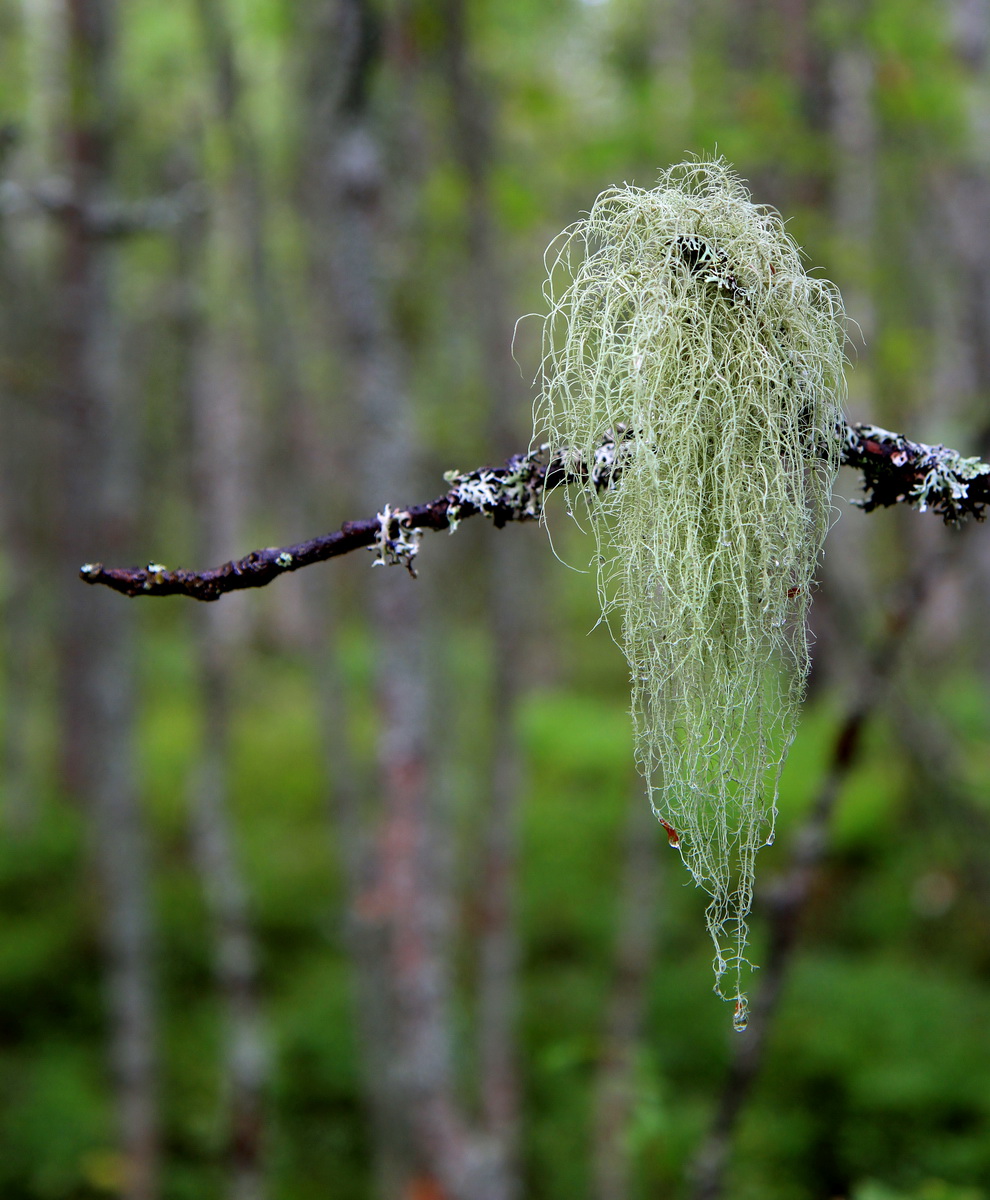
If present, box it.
[1,618,989,1197]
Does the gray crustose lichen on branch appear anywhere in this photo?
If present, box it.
[79,419,990,603]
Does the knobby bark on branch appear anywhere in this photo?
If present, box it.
[79,422,990,602]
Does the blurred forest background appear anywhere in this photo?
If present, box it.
[3,1,990,1198]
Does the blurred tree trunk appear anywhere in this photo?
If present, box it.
[160,128,269,1199]
[3,3,66,832]
[57,1,159,1195]
[329,105,472,1200]
[0,186,44,832]
[298,9,409,1196]
[295,22,396,1200]
[189,618,268,1200]
[191,0,299,415]
[592,791,662,1200]
[190,340,268,1198]
[440,4,525,1192]
[940,0,990,667]
[810,28,879,690]
[183,9,322,1175]
[304,3,502,1197]
[19,0,68,180]
[192,0,315,645]
[830,41,877,353]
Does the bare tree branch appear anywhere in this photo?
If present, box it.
[78,422,990,602]
[0,177,204,236]
[78,448,554,599]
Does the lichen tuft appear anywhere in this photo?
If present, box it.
[535,159,847,1022]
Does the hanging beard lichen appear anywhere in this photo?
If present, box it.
[536,160,847,1029]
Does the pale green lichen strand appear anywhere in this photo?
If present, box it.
[536,161,847,1024]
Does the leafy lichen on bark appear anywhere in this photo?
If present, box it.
[843,422,990,521]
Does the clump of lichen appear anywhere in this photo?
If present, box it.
[536,160,847,1026]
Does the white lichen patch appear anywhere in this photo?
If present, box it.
[276,551,294,568]
[535,159,847,1024]
[444,456,545,530]
[370,505,422,574]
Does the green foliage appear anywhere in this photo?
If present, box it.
[3,633,990,1198]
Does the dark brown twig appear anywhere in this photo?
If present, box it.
[79,448,557,599]
[79,422,990,602]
